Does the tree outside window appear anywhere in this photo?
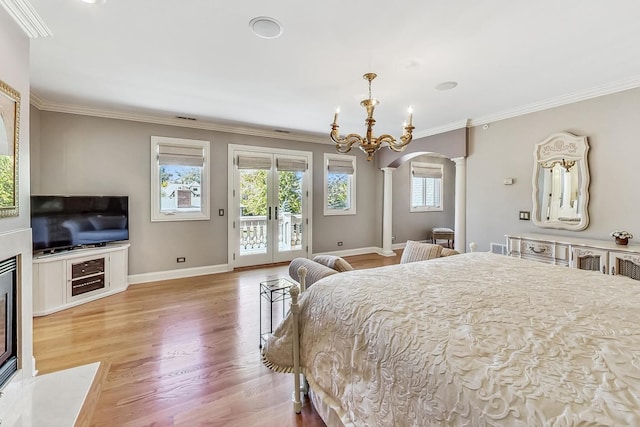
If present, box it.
[324,153,356,215]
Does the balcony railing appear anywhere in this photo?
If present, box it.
[239,213,302,254]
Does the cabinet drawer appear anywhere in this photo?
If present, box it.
[71,258,105,278]
[521,240,553,259]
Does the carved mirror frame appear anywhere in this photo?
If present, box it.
[531,132,590,231]
[0,79,20,218]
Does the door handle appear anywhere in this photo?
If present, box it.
[268,206,271,220]
[275,206,278,220]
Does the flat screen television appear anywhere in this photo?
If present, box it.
[31,195,129,253]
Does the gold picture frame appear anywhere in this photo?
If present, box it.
[0,80,20,218]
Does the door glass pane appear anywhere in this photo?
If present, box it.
[278,170,303,253]
[239,169,268,255]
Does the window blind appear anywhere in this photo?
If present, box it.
[327,158,355,175]
[158,144,204,167]
[412,164,442,179]
[237,155,272,170]
[276,158,307,172]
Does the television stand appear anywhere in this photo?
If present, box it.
[32,243,129,316]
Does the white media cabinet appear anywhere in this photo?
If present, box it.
[33,243,130,316]
[506,233,640,281]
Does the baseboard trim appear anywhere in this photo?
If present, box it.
[128,264,230,284]
[128,245,403,284]
[312,246,382,258]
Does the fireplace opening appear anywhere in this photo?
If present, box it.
[0,257,17,388]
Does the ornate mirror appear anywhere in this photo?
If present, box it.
[531,132,590,231]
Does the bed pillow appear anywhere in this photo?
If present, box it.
[312,255,354,272]
[400,240,443,264]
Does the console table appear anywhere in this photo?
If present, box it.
[33,244,129,316]
[506,233,640,280]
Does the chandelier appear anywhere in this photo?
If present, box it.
[330,73,414,161]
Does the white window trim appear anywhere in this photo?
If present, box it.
[410,161,443,212]
[151,136,210,222]
[324,153,356,216]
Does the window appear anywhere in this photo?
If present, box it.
[411,162,443,212]
[324,153,356,215]
[151,136,210,221]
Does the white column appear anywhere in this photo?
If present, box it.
[452,157,467,253]
[380,167,396,257]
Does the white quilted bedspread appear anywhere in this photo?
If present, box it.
[262,253,640,426]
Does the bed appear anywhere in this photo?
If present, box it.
[261,252,640,426]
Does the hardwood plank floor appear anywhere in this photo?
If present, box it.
[33,251,401,426]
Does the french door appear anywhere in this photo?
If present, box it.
[229,146,312,267]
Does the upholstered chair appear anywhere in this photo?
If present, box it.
[288,258,338,289]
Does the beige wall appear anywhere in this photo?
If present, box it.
[30,112,382,274]
[467,87,640,251]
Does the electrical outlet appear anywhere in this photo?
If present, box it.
[337,241,343,246]
[176,257,186,263]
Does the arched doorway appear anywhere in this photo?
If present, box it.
[374,128,468,255]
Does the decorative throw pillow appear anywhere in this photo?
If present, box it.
[400,240,443,264]
[333,257,354,272]
[312,255,354,272]
[440,248,460,257]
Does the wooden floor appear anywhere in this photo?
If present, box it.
[33,251,401,427]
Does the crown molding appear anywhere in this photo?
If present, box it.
[414,119,470,139]
[29,94,331,145]
[0,0,52,38]
[469,75,640,127]
[29,90,47,109]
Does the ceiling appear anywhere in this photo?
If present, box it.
[24,0,640,141]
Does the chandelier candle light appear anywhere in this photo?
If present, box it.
[330,73,414,161]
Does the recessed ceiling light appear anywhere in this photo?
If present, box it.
[249,17,283,39]
[81,0,97,3]
[435,81,458,91]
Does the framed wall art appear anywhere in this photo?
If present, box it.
[0,80,20,218]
